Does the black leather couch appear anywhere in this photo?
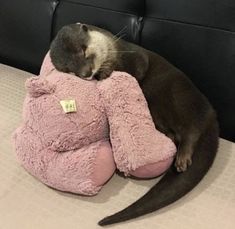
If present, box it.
[0,0,234,141]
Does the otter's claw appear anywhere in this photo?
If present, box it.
[175,154,192,172]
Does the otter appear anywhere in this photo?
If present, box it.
[50,23,219,226]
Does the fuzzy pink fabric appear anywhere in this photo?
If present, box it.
[97,75,176,177]
[12,53,176,195]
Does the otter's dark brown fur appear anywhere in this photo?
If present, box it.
[50,23,219,226]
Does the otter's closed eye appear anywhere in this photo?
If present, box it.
[81,45,87,51]
[86,53,95,61]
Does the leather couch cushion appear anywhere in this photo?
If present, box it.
[0,0,58,73]
[146,0,235,31]
[62,0,145,15]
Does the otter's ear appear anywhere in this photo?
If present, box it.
[82,24,88,32]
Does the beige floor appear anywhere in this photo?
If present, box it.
[0,63,235,229]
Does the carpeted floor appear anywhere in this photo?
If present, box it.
[0,63,234,229]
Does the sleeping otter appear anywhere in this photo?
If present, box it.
[50,23,219,226]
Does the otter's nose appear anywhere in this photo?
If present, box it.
[80,73,93,81]
[79,68,92,79]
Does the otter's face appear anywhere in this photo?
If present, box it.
[50,23,93,78]
[50,23,115,80]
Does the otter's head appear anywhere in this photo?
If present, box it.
[50,23,117,80]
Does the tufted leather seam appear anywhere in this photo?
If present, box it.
[143,16,235,34]
[59,0,143,16]
[50,0,61,41]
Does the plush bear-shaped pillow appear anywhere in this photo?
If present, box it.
[12,54,176,196]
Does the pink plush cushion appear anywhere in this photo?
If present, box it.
[130,158,174,178]
[97,72,176,178]
[12,53,176,196]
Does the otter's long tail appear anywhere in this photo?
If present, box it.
[98,119,219,226]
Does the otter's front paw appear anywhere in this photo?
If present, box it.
[175,153,192,172]
[94,70,112,81]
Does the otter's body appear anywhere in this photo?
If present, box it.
[50,24,219,226]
